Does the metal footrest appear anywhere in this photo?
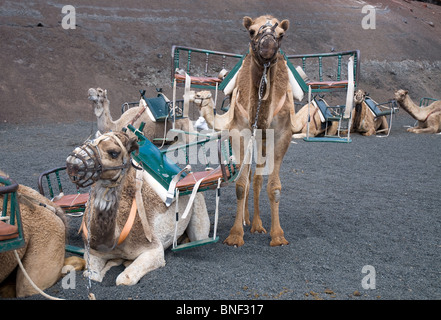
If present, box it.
[171,236,219,252]
[303,137,351,143]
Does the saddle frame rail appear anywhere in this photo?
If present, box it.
[0,176,25,253]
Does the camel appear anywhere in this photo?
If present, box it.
[88,88,196,143]
[290,101,339,139]
[351,89,389,136]
[221,15,293,247]
[191,90,232,131]
[66,131,210,285]
[0,170,84,298]
[394,89,441,134]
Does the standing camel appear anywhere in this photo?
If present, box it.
[394,89,441,134]
[223,15,293,247]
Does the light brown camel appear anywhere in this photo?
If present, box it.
[394,89,441,134]
[291,101,339,138]
[0,170,84,298]
[223,15,293,247]
[66,131,210,285]
[191,90,232,131]
[88,88,196,143]
[352,89,389,136]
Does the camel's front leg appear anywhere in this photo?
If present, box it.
[84,251,123,283]
[116,242,165,286]
[224,163,251,247]
[267,130,290,247]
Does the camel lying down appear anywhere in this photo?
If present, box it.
[66,131,210,285]
[0,170,84,298]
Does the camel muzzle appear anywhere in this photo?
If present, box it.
[66,136,130,188]
[251,22,280,65]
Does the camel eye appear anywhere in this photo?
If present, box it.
[108,150,120,159]
[249,30,255,37]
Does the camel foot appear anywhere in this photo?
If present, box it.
[223,233,245,247]
[251,223,267,234]
[270,236,289,247]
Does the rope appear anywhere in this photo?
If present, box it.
[13,250,64,300]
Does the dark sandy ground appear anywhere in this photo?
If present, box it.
[1,110,440,302]
[0,0,440,305]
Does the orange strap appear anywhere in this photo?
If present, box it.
[80,197,138,246]
[117,198,137,245]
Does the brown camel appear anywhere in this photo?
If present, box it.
[223,15,293,247]
[88,88,196,143]
[394,89,441,134]
[351,89,389,136]
[0,170,84,298]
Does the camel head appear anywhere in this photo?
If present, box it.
[243,15,289,66]
[193,91,213,109]
[66,131,138,189]
[394,89,409,102]
[88,88,108,117]
[354,89,367,105]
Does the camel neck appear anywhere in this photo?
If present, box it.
[399,95,424,120]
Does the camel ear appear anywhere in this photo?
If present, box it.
[103,89,107,98]
[404,90,408,95]
[280,19,289,32]
[127,136,139,155]
[243,16,253,30]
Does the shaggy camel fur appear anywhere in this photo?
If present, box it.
[66,131,210,285]
[352,89,389,136]
[0,170,84,298]
[394,89,441,134]
[88,88,196,142]
[223,15,293,247]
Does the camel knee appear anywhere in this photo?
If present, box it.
[236,185,246,200]
[268,188,281,203]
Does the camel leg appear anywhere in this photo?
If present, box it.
[267,132,291,247]
[224,163,251,247]
[224,131,252,247]
[116,241,165,286]
[250,138,267,234]
[84,251,119,283]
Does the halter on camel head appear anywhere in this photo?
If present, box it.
[66,132,133,188]
[245,16,289,67]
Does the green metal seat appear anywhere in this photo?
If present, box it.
[0,176,25,253]
[127,123,238,251]
[38,167,87,255]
